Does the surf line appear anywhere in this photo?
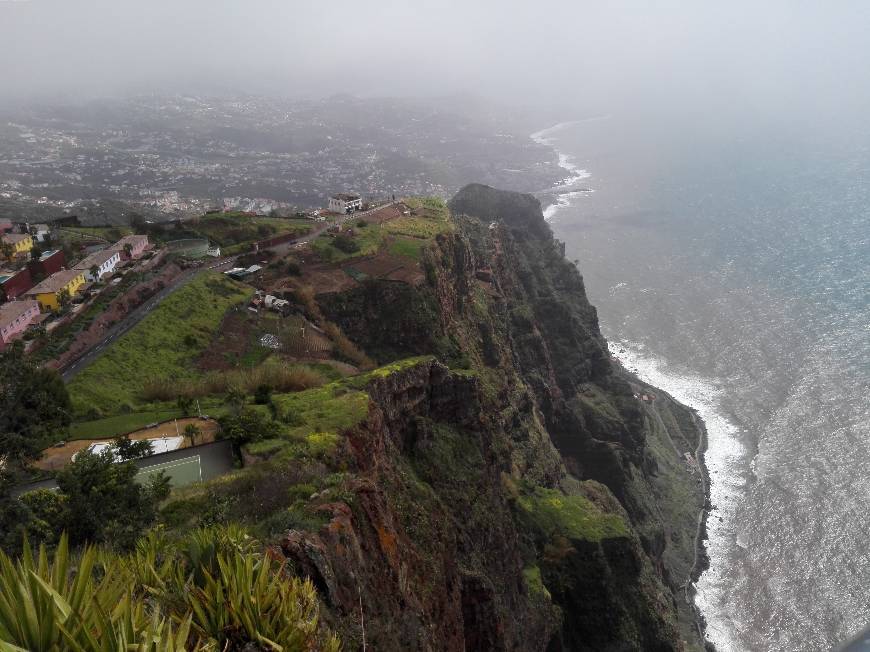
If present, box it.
[530,121,596,220]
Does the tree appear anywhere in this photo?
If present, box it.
[225,386,247,415]
[253,383,272,405]
[112,435,154,461]
[57,287,71,308]
[55,449,169,549]
[332,234,360,254]
[89,264,99,281]
[183,423,201,447]
[218,408,279,459]
[123,242,133,258]
[29,244,42,260]
[177,395,194,416]
[0,341,71,472]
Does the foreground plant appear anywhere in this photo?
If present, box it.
[0,527,340,651]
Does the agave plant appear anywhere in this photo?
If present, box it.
[0,527,340,652]
[183,551,340,652]
[0,535,192,651]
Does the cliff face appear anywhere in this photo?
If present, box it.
[291,184,707,650]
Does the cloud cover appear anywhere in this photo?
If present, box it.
[3,0,870,126]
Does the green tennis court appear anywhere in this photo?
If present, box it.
[136,455,202,486]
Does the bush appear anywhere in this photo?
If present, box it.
[254,383,272,405]
[331,234,360,254]
[356,218,369,228]
[286,261,301,276]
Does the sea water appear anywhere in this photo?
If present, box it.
[535,119,870,651]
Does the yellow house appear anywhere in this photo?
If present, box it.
[2,233,33,259]
[25,269,86,311]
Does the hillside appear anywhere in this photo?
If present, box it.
[156,185,708,649]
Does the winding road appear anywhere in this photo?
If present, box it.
[60,257,237,382]
[59,203,396,382]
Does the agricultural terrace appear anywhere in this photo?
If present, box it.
[67,272,251,415]
[311,197,454,280]
[187,213,312,253]
[56,225,134,241]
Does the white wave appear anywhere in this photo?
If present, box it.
[531,123,592,221]
[542,190,590,221]
[607,339,748,652]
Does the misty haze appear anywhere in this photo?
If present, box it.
[0,2,867,651]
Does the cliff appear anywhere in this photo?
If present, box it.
[277,185,708,650]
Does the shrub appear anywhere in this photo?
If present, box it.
[254,383,272,405]
[331,234,360,254]
[356,218,369,228]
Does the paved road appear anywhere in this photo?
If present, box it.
[61,257,237,381]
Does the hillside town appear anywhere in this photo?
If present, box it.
[0,94,563,225]
[0,191,395,356]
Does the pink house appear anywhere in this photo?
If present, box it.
[109,234,149,260]
[0,300,40,348]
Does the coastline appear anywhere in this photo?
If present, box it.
[530,122,592,221]
[609,342,714,649]
[531,122,726,650]
[608,340,743,652]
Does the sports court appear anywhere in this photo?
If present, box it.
[136,454,202,486]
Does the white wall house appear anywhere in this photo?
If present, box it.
[328,193,362,214]
[28,224,50,242]
[74,249,122,281]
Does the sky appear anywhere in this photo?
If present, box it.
[4,0,870,127]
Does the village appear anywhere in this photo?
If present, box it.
[3,191,446,490]
[0,192,402,352]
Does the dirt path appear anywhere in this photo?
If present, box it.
[35,417,220,471]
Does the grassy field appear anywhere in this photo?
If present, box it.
[388,236,427,260]
[311,225,385,263]
[57,226,133,241]
[245,358,437,459]
[67,273,251,416]
[188,214,311,247]
[383,216,452,239]
[384,197,452,239]
[68,396,230,440]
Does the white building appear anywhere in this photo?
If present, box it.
[328,193,362,214]
[28,224,50,242]
[73,248,122,281]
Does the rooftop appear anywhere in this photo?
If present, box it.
[73,248,119,270]
[0,268,28,282]
[108,234,148,250]
[332,193,360,201]
[38,249,61,261]
[26,269,84,295]
[2,233,30,245]
[0,300,39,330]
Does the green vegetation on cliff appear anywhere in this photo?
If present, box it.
[518,485,629,542]
[7,186,706,651]
[67,273,251,415]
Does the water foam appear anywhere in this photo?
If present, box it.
[607,339,748,652]
[531,122,591,220]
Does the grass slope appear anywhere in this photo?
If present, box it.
[67,273,251,416]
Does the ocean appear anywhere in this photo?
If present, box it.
[533,118,870,651]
